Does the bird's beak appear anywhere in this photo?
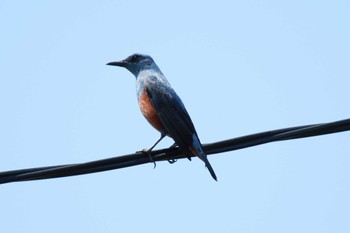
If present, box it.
[106,60,128,67]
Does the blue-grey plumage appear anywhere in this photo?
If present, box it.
[107,54,217,181]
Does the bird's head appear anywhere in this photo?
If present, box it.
[107,53,155,77]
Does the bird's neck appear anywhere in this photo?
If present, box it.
[137,63,163,78]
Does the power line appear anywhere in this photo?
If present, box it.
[0,118,349,185]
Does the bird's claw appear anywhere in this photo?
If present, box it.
[139,149,157,169]
[167,159,177,164]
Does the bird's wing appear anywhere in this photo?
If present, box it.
[145,82,217,181]
[145,82,196,153]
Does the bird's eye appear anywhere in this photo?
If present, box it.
[130,55,141,63]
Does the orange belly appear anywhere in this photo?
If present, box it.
[138,90,164,133]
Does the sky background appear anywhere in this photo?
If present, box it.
[1,1,350,232]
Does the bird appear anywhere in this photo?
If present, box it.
[107,53,217,181]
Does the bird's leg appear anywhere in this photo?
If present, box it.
[166,143,191,163]
[147,133,166,152]
[140,133,166,168]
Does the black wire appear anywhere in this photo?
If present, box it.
[0,118,349,185]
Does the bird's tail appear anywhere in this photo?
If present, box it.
[203,156,218,181]
[190,135,218,181]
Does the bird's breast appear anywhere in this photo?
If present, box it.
[138,90,165,133]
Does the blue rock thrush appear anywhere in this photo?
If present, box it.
[107,54,217,181]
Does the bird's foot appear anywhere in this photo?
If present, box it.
[139,149,157,169]
[167,159,177,164]
[168,144,180,163]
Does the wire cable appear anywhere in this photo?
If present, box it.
[0,118,349,185]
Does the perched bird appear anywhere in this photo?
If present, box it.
[107,54,217,181]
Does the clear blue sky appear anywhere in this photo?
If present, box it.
[1,1,349,232]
